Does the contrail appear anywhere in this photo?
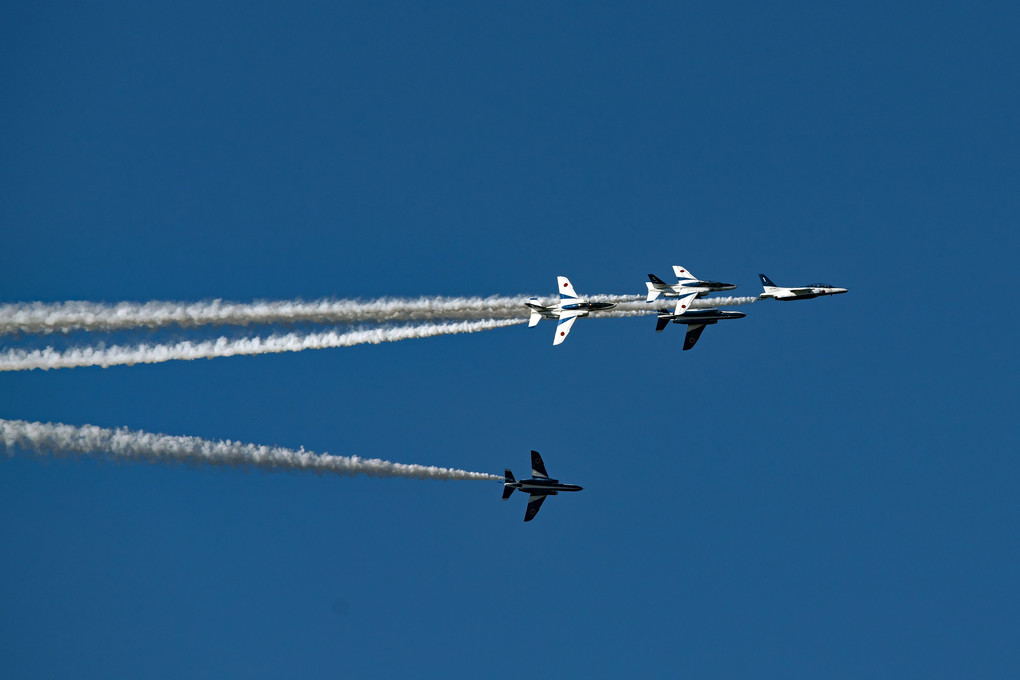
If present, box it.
[0,418,502,481]
[0,318,525,372]
[0,295,647,335]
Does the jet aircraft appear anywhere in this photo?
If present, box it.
[654,292,746,350]
[758,274,848,301]
[646,265,737,301]
[525,276,616,345]
[502,450,583,522]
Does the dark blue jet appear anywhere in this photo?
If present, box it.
[655,292,746,350]
[502,450,583,522]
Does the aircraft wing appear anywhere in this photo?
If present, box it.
[673,292,698,316]
[673,265,698,282]
[524,494,548,522]
[531,450,549,479]
[683,324,707,351]
[552,312,579,345]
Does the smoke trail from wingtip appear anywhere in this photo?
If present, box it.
[0,318,526,372]
[0,418,502,481]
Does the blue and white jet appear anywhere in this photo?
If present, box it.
[502,450,583,522]
[758,274,848,301]
[525,276,616,345]
[645,265,737,301]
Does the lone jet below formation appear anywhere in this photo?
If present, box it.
[758,274,848,301]
[525,276,616,345]
[654,292,746,350]
[646,265,737,301]
[503,450,583,522]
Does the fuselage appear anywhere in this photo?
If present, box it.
[560,301,616,312]
[666,309,745,325]
[525,300,617,317]
[651,281,737,298]
[507,478,584,494]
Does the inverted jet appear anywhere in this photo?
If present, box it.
[502,450,583,522]
[525,276,616,345]
[758,274,848,301]
[654,292,746,350]
[645,265,737,301]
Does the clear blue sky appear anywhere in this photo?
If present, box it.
[2,2,1018,677]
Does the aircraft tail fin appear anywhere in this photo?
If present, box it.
[502,470,516,499]
[759,273,778,289]
[655,313,671,333]
[528,311,542,327]
[645,281,661,302]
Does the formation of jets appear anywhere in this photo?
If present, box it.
[511,265,846,522]
[525,266,847,350]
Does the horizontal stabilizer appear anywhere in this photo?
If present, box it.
[655,313,671,333]
[528,311,542,327]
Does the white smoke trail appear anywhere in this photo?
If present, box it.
[0,294,649,335]
[0,296,529,335]
[0,418,501,481]
[0,318,525,372]
[691,295,758,307]
[591,296,759,318]
[610,296,759,313]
